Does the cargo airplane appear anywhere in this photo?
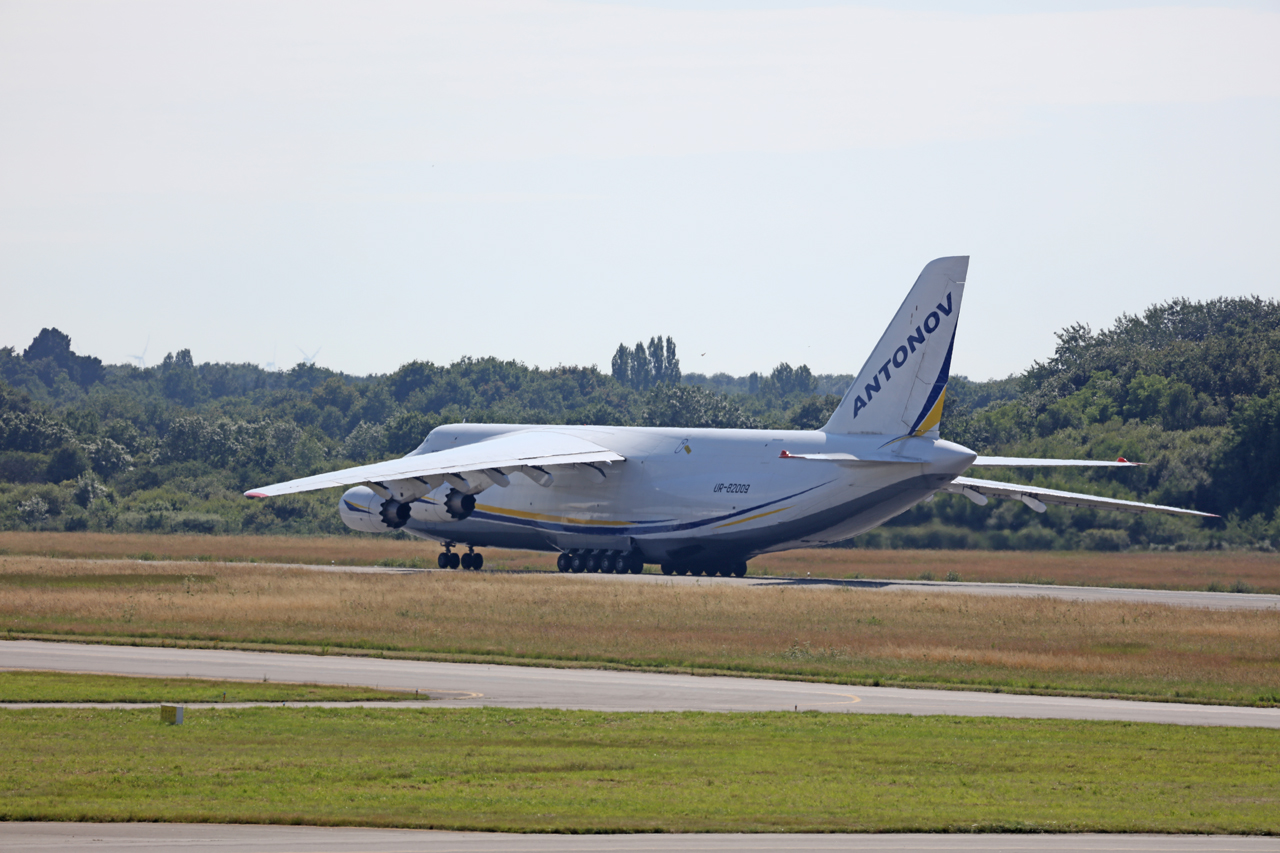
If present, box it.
[246,257,1213,575]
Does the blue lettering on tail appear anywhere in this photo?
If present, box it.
[849,290,953,420]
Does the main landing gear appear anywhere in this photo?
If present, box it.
[556,549,644,575]
[438,545,484,571]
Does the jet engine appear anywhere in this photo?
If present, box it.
[338,485,475,533]
[415,488,476,523]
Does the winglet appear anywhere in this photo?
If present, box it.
[244,491,269,499]
[779,450,795,458]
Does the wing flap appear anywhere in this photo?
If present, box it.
[245,429,625,498]
[942,476,1217,518]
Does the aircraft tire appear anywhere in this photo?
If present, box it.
[627,556,642,574]
[731,562,747,577]
[600,554,614,574]
[660,564,674,576]
[437,553,449,569]
[460,553,473,570]
[473,553,484,570]
[447,552,461,569]
[557,553,571,572]
[571,553,586,573]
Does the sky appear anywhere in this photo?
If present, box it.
[1,1,1277,382]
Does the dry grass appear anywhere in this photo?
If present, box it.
[0,530,550,569]
[1,531,1276,592]
[3,556,1277,705]
[752,549,1280,593]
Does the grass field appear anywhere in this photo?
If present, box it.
[4,556,1277,706]
[2,705,1276,833]
[1,531,1276,592]
[0,671,413,703]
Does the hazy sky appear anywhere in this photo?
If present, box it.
[2,1,1277,382]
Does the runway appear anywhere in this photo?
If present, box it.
[4,640,1277,727]
[4,823,1279,853]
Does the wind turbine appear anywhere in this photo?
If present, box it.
[296,345,322,366]
[128,336,150,368]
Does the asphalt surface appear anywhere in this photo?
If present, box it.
[4,640,1278,727]
[4,824,1279,852]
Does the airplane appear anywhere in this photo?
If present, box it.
[245,257,1215,576]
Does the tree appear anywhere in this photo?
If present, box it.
[610,344,631,387]
[611,336,680,390]
[160,349,208,407]
[631,343,651,390]
[1213,389,1280,517]
[642,384,759,429]
[647,337,666,384]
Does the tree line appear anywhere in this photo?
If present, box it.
[2,297,1278,551]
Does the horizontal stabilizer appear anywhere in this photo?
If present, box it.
[246,429,624,498]
[941,476,1217,518]
[972,456,1142,468]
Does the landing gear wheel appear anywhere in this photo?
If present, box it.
[600,553,615,574]
[447,552,461,569]
[731,562,747,578]
[614,556,628,574]
[460,553,474,570]
[628,557,643,574]
[472,553,484,570]
[571,553,586,573]
[660,564,675,576]
[675,565,689,576]
[585,553,599,573]
[437,553,449,569]
[557,553,571,572]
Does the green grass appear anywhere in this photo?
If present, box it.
[0,671,417,703]
[2,706,1276,833]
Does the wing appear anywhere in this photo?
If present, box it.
[244,429,624,498]
[972,456,1142,468]
[941,476,1217,518]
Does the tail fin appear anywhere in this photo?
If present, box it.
[821,256,967,437]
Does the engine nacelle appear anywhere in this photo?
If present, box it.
[339,486,406,533]
[414,488,476,523]
[338,485,475,533]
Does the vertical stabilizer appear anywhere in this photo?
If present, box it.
[821,256,967,437]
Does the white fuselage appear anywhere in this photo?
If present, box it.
[339,424,977,565]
